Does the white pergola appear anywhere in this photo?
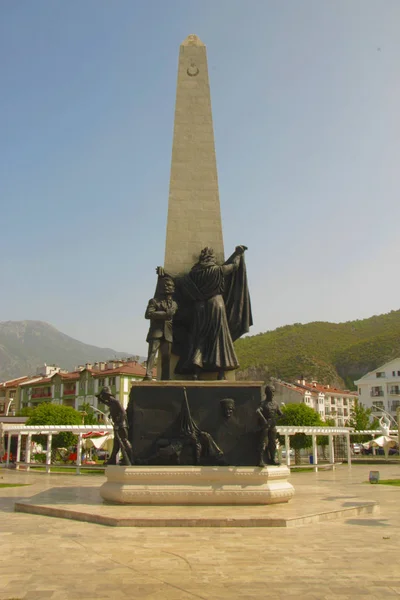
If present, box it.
[0,424,113,474]
[277,425,352,469]
[1,423,354,474]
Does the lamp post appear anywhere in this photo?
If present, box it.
[370,404,398,429]
[89,405,112,425]
[5,399,14,416]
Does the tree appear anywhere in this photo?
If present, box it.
[26,403,83,460]
[278,403,323,464]
[348,401,379,443]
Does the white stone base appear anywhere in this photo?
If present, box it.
[99,465,295,505]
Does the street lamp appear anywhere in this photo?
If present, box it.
[370,404,398,429]
[89,405,112,425]
[5,399,15,416]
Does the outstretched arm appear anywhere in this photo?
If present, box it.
[156,266,174,280]
[222,245,248,273]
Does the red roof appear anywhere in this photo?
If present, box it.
[0,376,31,388]
[94,363,148,377]
[60,372,80,381]
[278,379,357,397]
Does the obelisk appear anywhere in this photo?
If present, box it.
[164,34,224,275]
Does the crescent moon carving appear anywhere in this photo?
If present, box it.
[187,63,199,77]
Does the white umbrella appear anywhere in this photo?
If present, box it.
[83,433,114,451]
[363,435,398,458]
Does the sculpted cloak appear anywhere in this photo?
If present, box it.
[174,249,252,374]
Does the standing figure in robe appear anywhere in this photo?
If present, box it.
[157,244,252,380]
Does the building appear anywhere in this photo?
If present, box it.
[273,379,357,426]
[18,360,151,416]
[354,358,400,421]
[0,376,33,417]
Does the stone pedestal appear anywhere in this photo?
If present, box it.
[100,465,295,505]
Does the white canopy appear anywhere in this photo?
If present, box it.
[363,435,398,450]
[83,434,113,450]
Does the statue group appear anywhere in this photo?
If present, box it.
[144,244,252,381]
[98,244,283,468]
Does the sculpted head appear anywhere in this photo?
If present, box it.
[96,386,112,402]
[199,247,216,265]
[163,278,175,295]
[265,385,275,402]
[220,398,235,419]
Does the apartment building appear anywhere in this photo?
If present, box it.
[354,357,400,420]
[273,378,357,426]
[18,359,150,414]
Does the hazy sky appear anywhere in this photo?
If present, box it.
[1,1,400,355]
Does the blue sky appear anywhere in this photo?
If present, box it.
[1,0,400,355]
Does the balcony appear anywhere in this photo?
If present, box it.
[370,390,384,397]
[389,388,400,396]
[31,392,52,399]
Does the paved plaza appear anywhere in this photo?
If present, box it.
[0,464,399,599]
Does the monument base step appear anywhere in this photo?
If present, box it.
[99,465,295,505]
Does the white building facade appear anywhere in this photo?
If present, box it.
[273,379,357,426]
[354,358,400,421]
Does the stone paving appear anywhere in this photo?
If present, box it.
[0,464,399,599]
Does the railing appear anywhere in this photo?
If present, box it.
[370,391,384,397]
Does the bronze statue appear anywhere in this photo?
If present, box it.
[144,277,177,380]
[96,386,134,465]
[156,244,252,380]
[256,384,283,467]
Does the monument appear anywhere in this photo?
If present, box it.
[100,35,294,505]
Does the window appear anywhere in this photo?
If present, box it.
[397,371,400,377]
[331,397,335,405]
[393,371,396,377]
[358,388,361,395]
[98,378,105,387]
[109,377,116,386]
[390,386,400,395]
[371,387,384,397]
[376,372,385,378]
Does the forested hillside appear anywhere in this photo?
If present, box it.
[235,310,400,388]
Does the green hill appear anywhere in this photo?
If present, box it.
[235,309,400,389]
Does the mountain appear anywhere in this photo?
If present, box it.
[235,309,400,389]
[0,320,136,381]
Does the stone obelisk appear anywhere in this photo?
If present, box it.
[164,34,224,275]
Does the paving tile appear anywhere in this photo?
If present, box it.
[0,465,400,599]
